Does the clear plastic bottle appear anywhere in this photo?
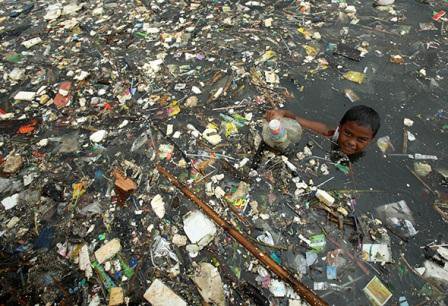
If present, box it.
[262,118,303,152]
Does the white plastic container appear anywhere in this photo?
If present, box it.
[315,189,335,206]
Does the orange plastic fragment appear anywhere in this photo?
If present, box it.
[18,119,38,134]
[112,169,137,192]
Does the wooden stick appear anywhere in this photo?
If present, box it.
[402,126,408,154]
[406,166,436,195]
[156,164,328,306]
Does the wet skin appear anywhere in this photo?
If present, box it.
[337,121,374,155]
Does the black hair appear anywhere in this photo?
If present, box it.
[340,105,380,137]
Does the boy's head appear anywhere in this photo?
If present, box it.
[337,105,380,155]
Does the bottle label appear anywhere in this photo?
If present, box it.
[271,128,287,142]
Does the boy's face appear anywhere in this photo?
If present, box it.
[337,121,374,155]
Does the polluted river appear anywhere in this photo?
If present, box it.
[0,0,447,305]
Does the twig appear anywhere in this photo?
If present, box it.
[320,275,365,297]
[326,235,370,276]
[186,152,238,161]
[248,236,288,251]
[353,24,399,36]
[156,164,328,306]
[219,198,251,227]
[280,35,292,55]
[212,105,248,111]
[384,225,409,242]
[316,176,335,188]
[402,126,408,154]
[330,189,384,194]
[400,254,445,295]
[194,169,217,185]
[310,138,326,152]
[406,166,436,195]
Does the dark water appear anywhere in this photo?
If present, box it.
[1,0,447,305]
[279,1,448,304]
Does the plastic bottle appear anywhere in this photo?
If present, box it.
[262,118,303,151]
[315,189,335,206]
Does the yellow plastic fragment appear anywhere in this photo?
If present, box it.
[167,100,180,117]
[303,45,318,57]
[224,121,238,137]
[207,122,219,130]
[72,182,87,200]
[256,50,278,64]
[297,27,312,39]
[343,71,365,84]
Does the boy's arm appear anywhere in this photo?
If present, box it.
[265,109,333,136]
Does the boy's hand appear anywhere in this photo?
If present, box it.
[265,109,286,121]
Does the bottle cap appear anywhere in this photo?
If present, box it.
[269,119,281,135]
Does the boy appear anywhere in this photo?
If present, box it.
[265,105,380,157]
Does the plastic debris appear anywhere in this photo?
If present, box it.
[90,130,108,143]
[414,162,432,177]
[343,71,365,84]
[0,0,447,304]
[112,170,137,193]
[95,239,122,264]
[344,88,360,102]
[262,118,303,152]
[203,128,222,146]
[361,244,392,263]
[376,136,394,153]
[79,245,93,279]
[376,0,395,5]
[2,154,23,174]
[183,211,217,248]
[13,91,36,101]
[143,279,186,306]
[108,287,124,306]
[1,193,19,210]
[151,194,166,219]
[315,189,335,206]
[376,201,417,238]
[192,262,225,306]
[363,276,392,306]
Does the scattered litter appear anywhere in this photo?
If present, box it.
[109,287,124,306]
[95,239,122,264]
[2,154,23,174]
[90,130,108,143]
[144,279,186,306]
[151,194,166,219]
[183,211,217,247]
[192,262,225,306]
[0,0,446,305]
[315,189,335,206]
[376,200,417,238]
[14,91,36,101]
[22,37,42,49]
[344,88,360,102]
[377,136,394,153]
[414,162,432,177]
[343,71,365,84]
[363,276,392,306]
[1,193,19,210]
[361,244,392,263]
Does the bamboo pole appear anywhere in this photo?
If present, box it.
[156,164,328,306]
